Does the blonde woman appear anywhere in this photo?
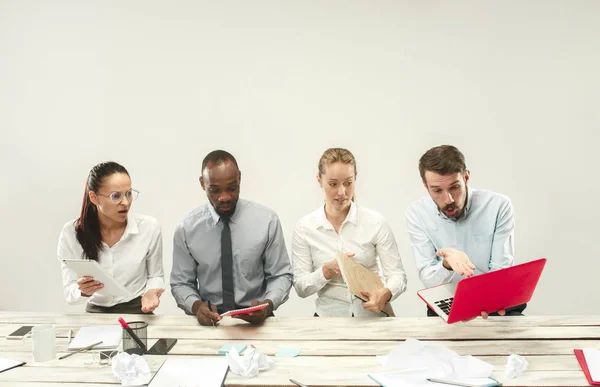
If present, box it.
[291,148,407,317]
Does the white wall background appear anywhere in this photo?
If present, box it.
[1,0,599,317]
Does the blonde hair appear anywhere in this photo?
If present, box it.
[318,148,357,201]
[318,148,357,176]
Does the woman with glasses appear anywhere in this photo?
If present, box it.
[57,161,165,314]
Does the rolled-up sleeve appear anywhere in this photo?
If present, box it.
[170,222,201,315]
[262,215,293,310]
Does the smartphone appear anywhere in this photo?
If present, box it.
[147,338,177,355]
[7,326,34,340]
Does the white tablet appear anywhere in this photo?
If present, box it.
[62,259,133,298]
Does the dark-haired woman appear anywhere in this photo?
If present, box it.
[57,162,165,314]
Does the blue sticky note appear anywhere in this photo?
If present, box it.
[218,343,247,355]
[275,347,301,357]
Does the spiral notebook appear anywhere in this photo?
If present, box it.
[220,303,269,317]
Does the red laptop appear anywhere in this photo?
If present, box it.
[417,258,546,324]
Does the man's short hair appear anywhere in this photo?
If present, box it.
[201,150,239,172]
[418,145,466,183]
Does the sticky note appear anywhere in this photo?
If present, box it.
[275,347,301,357]
[217,343,247,355]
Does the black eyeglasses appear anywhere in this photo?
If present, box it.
[95,189,139,204]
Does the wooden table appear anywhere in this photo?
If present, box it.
[0,312,598,386]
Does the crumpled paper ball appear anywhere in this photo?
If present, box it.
[226,345,274,378]
[111,352,151,386]
[504,354,529,379]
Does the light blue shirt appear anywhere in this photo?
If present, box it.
[170,199,293,315]
[405,187,515,288]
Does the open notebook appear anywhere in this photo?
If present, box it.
[68,325,122,350]
[575,349,600,386]
[149,357,229,387]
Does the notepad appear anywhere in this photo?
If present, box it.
[148,357,229,387]
[0,358,26,373]
[68,325,122,350]
[276,347,301,357]
[220,303,269,317]
[575,348,600,385]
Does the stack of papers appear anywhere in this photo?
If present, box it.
[149,357,229,387]
[68,325,122,350]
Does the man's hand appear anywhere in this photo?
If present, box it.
[437,248,476,277]
[141,288,165,313]
[77,276,103,297]
[359,289,392,313]
[192,300,221,326]
[233,300,273,325]
[322,252,355,280]
[481,309,506,319]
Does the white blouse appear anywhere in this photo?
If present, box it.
[57,213,165,307]
[291,202,407,317]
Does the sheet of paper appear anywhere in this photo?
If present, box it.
[381,338,492,378]
[275,347,301,357]
[149,357,229,387]
[583,349,600,382]
[68,325,122,350]
[369,369,438,387]
[0,358,25,373]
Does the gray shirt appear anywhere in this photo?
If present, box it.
[171,198,293,315]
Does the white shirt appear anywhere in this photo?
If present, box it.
[405,187,515,289]
[57,213,165,307]
[291,202,407,317]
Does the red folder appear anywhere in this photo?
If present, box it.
[574,349,600,386]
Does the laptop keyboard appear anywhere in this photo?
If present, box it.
[434,297,454,315]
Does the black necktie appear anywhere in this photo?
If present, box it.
[220,216,235,312]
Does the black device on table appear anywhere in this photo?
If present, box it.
[7,326,33,340]
[147,338,178,355]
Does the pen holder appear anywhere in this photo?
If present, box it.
[122,321,147,355]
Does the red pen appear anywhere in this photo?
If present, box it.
[118,317,147,352]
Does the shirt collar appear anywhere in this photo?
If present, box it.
[123,213,139,236]
[316,201,358,230]
[207,201,240,226]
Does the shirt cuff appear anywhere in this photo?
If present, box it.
[145,277,166,293]
[184,294,202,315]
[315,265,332,286]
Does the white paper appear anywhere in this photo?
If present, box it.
[369,368,442,387]
[68,325,122,350]
[226,345,274,378]
[111,353,151,386]
[0,357,25,373]
[149,357,229,387]
[583,349,600,382]
[504,354,529,379]
[373,338,493,383]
